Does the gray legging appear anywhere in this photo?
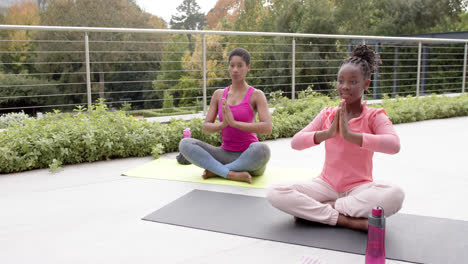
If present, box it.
[178,138,271,178]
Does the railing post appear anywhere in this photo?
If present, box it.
[416,42,422,97]
[373,43,380,99]
[292,38,296,102]
[84,32,92,109]
[202,35,207,115]
[462,42,467,93]
[393,46,399,97]
[421,44,429,95]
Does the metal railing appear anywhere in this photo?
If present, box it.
[1,25,467,115]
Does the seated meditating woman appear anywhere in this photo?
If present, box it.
[267,45,405,231]
[179,48,272,183]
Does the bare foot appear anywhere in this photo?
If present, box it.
[202,169,217,179]
[337,215,368,231]
[323,200,336,208]
[226,171,252,183]
[294,214,368,231]
[293,216,304,222]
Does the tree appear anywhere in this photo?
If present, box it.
[451,10,468,31]
[37,0,167,110]
[0,0,40,74]
[334,0,466,35]
[37,0,49,11]
[0,0,49,114]
[206,0,244,29]
[332,0,467,98]
[170,0,206,52]
[0,74,63,115]
[178,34,228,107]
[225,0,275,93]
[149,34,190,109]
[276,0,339,96]
[170,0,206,30]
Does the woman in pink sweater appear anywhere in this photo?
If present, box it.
[267,45,405,231]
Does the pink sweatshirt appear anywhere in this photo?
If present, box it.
[291,103,400,192]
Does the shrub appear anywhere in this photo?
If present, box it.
[0,111,31,129]
[151,144,165,159]
[1,93,467,173]
[382,94,468,124]
[129,108,198,118]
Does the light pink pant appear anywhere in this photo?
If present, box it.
[267,177,405,226]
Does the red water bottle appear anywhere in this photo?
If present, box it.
[365,206,386,264]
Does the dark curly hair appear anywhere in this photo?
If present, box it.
[229,48,251,66]
[339,45,381,79]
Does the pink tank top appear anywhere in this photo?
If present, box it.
[218,86,259,152]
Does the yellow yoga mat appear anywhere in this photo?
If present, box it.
[122,158,320,189]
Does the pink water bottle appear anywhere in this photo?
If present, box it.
[365,206,386,264]
[177,128,192,165]
[183,128,191,138]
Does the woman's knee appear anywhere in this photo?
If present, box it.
[266,185,284,208]
[387,185,405,215]
[179,137,197,155]
[249,142,271,161]
[337,184,406,218]
[266,183,297,210]
[371,185,405,217]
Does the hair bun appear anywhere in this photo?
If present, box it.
[351,45,380,72]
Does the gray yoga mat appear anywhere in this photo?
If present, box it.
[143,190,468,264]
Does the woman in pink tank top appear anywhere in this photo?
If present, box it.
[179,48,272,183]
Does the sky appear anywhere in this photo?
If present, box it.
[135,0,218,25]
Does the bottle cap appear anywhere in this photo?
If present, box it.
[368,206,385,228]
[372,207,383,217]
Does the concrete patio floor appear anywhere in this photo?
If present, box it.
[0,116,467,264]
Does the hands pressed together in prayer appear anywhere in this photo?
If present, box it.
[329,99,352,138]
[221,98,236,129]
[325,99,363,146]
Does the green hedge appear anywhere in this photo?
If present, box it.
[129,108,198,117]
[1,93,467,173]
[0,111,31,129]
[381,94,468,124]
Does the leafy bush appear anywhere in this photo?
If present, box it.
[1,102,157,173]
[151,144,165,159]
[129,108,199,118]
[1,94,467,173]
[382,94,468,124]
[0,111,31,129]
